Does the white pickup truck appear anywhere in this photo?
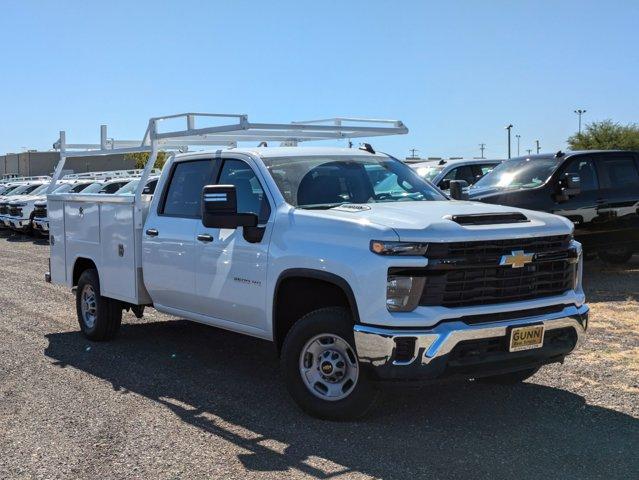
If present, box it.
[46,113,589,419]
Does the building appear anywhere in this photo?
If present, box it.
[0,151,136,177]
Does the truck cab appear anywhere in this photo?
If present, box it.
[469,151,639,263]
[46,114,589,419]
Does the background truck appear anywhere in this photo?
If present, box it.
[46,113,589,419]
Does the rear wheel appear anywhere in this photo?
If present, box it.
[281,307,378,420]
[598,247,634,264]
[477,367,539,385]
[76,269,122,341]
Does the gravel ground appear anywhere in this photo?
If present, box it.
[0,232,637,480]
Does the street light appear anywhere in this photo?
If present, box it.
[535,140,540,154]
[505,124,513,159]
[574,109,587,134]
[515,134,521,156]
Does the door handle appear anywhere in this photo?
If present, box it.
[146,228,159,237]
[197,233,214,243]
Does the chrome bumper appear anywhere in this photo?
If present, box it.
[354,304,589,380]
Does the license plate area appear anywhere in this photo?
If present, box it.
[508,324,545,352]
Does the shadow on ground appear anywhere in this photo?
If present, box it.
[583,256,639,303]
[45,320,639,479]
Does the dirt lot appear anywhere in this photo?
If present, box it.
[0,233,637,480]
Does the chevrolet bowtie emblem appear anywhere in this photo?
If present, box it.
[500,250,534,268]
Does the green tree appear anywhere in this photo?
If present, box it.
[567,120,639,150]
[125,151,169,170]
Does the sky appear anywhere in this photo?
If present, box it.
[0,0,637,159]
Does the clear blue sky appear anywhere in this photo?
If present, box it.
[0,0,637,159]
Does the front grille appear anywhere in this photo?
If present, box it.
[392,236,576,309]
[33,205,47,218]
[9,206,22,217]
[427,235,571,259]
[0,203,8,215]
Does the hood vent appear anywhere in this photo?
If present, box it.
[447,212,529,225]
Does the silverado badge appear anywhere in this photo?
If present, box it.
[500,250,534,268]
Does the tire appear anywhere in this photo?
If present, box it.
[477,367,539,385]
[598,248,634,264]
[76,269,122,341]
[281,307,378,420]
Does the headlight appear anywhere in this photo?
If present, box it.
[370,240,429,256]
[386,275,425,312]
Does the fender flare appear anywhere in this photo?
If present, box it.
[273,268,360,324]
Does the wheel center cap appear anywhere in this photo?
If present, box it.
[321,361,333,374]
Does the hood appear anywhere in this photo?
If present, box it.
[304,201,573,242]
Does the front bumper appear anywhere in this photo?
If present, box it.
[9,218,31,230]
[354,304,589,381]
[33,218,49,232]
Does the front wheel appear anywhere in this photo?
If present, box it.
[598,247,634,264]
[281,307,378,420]
[76,269,122,341]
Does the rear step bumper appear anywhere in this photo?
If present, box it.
[353,304,588,381]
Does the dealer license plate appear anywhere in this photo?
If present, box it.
[509,325,545,352]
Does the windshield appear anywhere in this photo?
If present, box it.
[413,164,444,182]
[80,182,105,193]
[473,157,559,190]
[0,185,19,195]
[262,155,445,208]
[115,179,140,195]
[29,184,50,196]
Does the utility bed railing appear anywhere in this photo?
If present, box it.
[50,112,408,227]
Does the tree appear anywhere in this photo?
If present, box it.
[125,151,169,170]
[568,120,639,150]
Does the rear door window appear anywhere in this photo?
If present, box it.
[598,155,639,189]
[161,160,215,217]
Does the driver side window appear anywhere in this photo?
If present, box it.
[218,159,271,224]
[564,158,599,192]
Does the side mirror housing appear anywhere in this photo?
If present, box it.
[555,172,581,202]
[201,185,258,229]
[449,180,469,200]
[438,179,451,191]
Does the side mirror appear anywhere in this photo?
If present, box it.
[439,179,451,191]
[201,185,258,229]
[449,180,469,200]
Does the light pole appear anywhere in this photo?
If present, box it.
[574,109,587,134]
[535,139,540,154]
[505,124,513,159]
[526,149,532,155]
[515,134,521,156]
[479,143,486,159]
[408,148,419,159]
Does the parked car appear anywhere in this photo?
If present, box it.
[411,158,501,191]
[47,114,588,420]
[469,150,639,263]
[7,181,95,234]
[0,182,49,228]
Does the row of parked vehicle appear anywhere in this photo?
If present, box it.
[0,170,160,236]
[409,150,639,264]
[3,150,639,265]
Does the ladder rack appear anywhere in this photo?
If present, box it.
[49,112,409,227]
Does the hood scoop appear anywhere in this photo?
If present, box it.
[446,212,529,225]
